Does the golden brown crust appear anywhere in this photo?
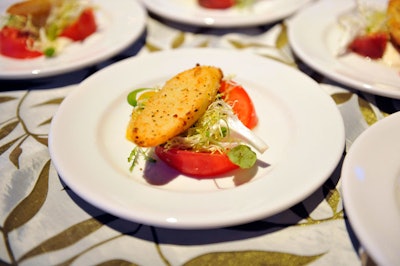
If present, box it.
[388,0,400,47]
[127,65,223,147]
[6,0,62,27]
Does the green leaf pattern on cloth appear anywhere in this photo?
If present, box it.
[184,251,325,266]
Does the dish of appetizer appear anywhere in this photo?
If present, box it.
[336,0,400,66]
[49,48,344,229]
[1,0,97,59]
[126,65,268,178]
[139,0,312,28]
[0,0,146,79]
[288,0,400,99]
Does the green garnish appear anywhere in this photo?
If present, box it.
[127,88,154,107]
[163,99,236,153]
[228,145,257,169]
[236,0,254,8]
[128,146,156,171]
[46,24,59,41]
[365,10,387,34]
[44,47,56,57]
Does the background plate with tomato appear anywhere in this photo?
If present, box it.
[139,0,313,28]
[0,0,146,79]
[288,0,400,99]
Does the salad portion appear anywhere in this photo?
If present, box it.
[337,0,400,66]
[0,0,97,59]
[126,65,268,178]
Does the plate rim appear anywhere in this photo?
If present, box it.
[341,111,400,266]
[139,0,312,28]
[288,0,400,99]
[0,0,147,80]
[49,48,345,229]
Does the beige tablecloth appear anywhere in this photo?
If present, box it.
[1,16,399,266]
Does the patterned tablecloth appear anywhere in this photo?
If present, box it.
[1,9,400,266]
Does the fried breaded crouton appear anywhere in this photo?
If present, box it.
[388,0,400,47]
[127,65,223,147]
[7,0,62,27]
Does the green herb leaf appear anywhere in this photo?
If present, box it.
[236,0,254,8]
[366,10,387,34]
[46,24,59,41]
[228,145,257,169]
[127,88,153,107]
[44,47,56,57]
[128,147,156,171]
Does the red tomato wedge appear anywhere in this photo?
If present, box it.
[155,80,258,178]
[60,8,97,41]
[155,146,239,178]
[219,80,258,129]
[0,27,43,59]
[348,32,388,59]
[198,0,235,9]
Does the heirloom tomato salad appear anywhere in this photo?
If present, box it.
[126,65,268,178]
[0,0,97,59]
[337,0,400,67]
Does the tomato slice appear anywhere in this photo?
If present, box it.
[219,80,258,129]
[198,0,235,9]
[60,8,97,41]
[348,32,388,59]
[155,146,239,178]
[0,27,43,59]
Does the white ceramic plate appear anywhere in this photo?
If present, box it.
[139,0,312,28]
[342,112,400,266]
[49,48,345,229]
[0,0,146,79]
[288,0,400,99]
